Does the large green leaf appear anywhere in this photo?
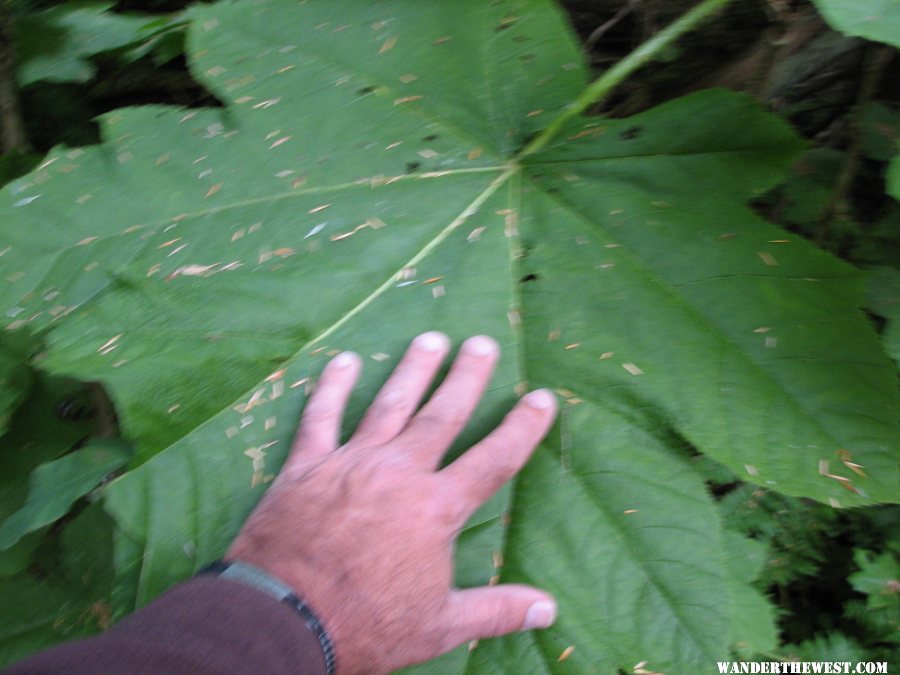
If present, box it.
[810,0,900,48]
[2,0,899,671]
[462,403,730,674]
[0,439,129,552]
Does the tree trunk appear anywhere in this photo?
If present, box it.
[0,1,29,154]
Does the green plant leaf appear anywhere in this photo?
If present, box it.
[517,95,897,506]
[861,102,899,162]
[722,530,767,586]
[125,17,188,67]
[867,267,900,363]
[60,503,117,606]
[0,333,31,437]
[728,582,778,659]
[888,154,900,201]
[782,633,869,663]
[0,576,94,666]
[0,439,129,551]
[0,530,45,581]
[2,0,900,670]
[811,0,900,48]
[774,149,844,228]
[848,549,900,610]
[461,402,731,673]
[843,597,900,645]
[15,2,163,86]
[722,531,778,657]
[0,374,94,524]
[0,151,42,192]
[0,504,115,668]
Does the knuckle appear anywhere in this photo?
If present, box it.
[479,606,509,637]
[416,406,467,434]
[370,388,406,417]
[467,473,504,504]
[479,441,520,477]
[434,500,465,530]
[301,400,336,426]
[432,494,467,529]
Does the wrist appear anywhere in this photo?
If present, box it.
[198,560,336,675]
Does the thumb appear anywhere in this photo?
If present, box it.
[444,585,557,647]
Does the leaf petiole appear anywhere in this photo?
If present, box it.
[518,0,735,158]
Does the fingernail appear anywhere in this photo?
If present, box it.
[463,335,498,357]
[413,331,449,353]
[331,351,358,369]
[523,600,557,630]
[523,389,555,410]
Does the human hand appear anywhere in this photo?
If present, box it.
[226,332,559,674]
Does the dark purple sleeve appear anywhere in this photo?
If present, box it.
[3,576,328,675]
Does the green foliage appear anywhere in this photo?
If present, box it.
[888,156,900,201]
[862,101,900,201]
[860,103,899,163]
[0,0,898,672]
[867,267,900,363]
[718,480,899,661]
[0,152,41,192]
[782,632,869,664]
[719,484,846,587]
[721,531,778,658]
[0,333,31,436]
[0,372,119,664]
[810,0,900,48]
[0,504,116,665]
[848,550,899,612]
[0,439,129,551]
[0,371,93,584]
[14,2,184,85]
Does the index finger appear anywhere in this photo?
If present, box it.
[285,351,362,470]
